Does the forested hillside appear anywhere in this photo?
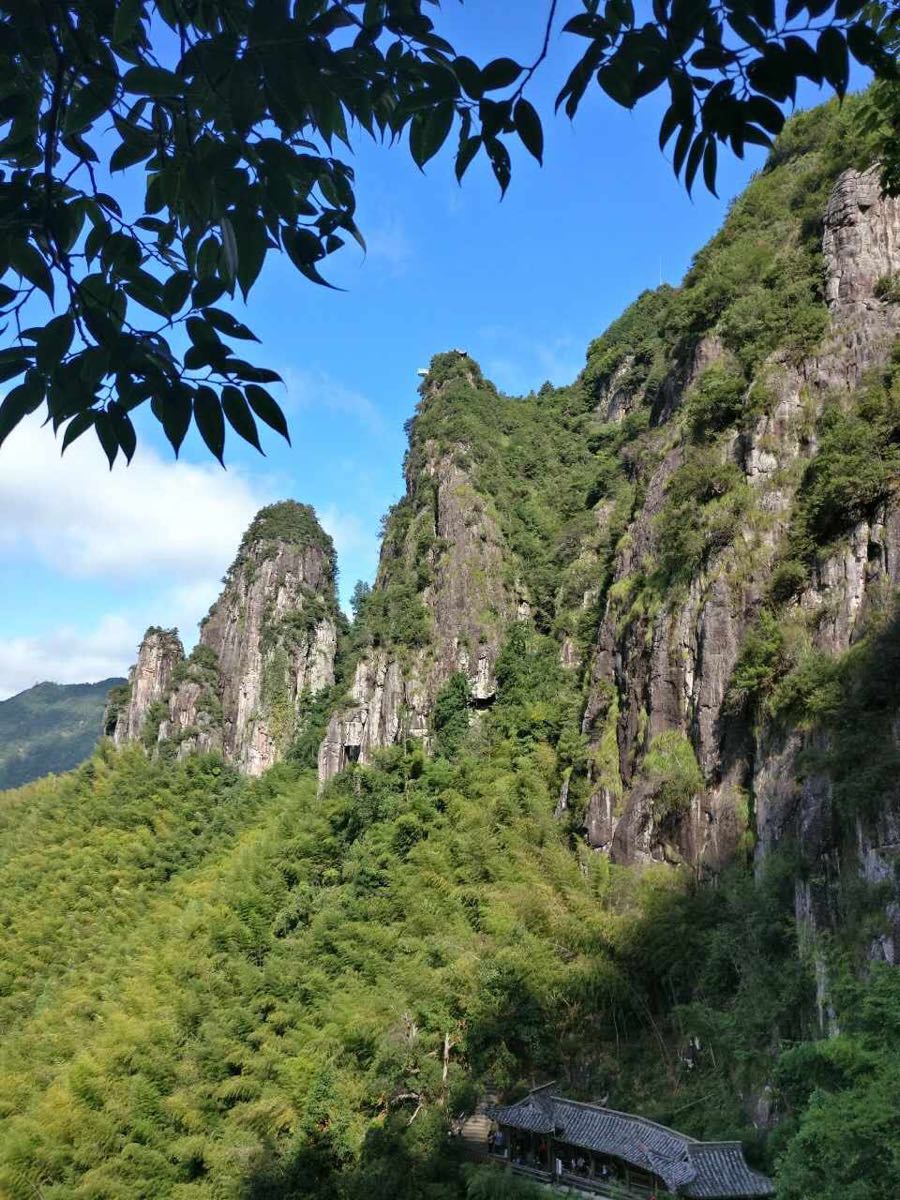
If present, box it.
[3,90,900,1200]
[0,678,125,790]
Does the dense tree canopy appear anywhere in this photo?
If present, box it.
[0,0,896,466]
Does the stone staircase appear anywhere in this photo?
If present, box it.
[457,1083,500,1160]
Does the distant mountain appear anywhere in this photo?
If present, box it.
[0,678,125,790]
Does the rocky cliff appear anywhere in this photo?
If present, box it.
[109,627,183,746]
[579,163,900,884]
[112,502,339,775]
[318,355,530,780]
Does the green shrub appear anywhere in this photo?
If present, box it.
[583,285,678,404]
[103,682,131,735]
[874,274,900,303]
[432,673,472,760]
[641,731,704,819]
[774,966,900,1200]
[684,361,750,439]
[655,449,749,587]
[225,500,336,583]
[779,350,900,573]
[726,610,789,714]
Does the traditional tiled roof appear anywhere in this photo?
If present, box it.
[682,1144,775,1198]
[488,1087,774,1199]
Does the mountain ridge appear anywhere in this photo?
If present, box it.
[0,677,125,790]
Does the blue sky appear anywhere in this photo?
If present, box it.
[0,3,855,697]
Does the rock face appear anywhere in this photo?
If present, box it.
[579,166,900,877]
[824,166,900,316]
[115,502,339,776]
[110,628,184,745]
[318,356,523,783]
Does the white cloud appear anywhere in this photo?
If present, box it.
[0,419,277,582]
[364,216,413,272]
[0,419,389,695]
[0,614,138,699]
[0,420,282,697]
[281,366,385,433]
[319,505,380,567]
[479,327,583,395]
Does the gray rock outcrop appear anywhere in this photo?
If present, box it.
[318,426,522,782]
[110,628,184,745]
[579,165,900,873]
[115,502,339,776]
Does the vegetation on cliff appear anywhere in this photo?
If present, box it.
[225,501,337,585]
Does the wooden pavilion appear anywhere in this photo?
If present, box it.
[484,1085,774,1199]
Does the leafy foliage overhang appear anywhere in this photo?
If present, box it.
[0,0,896,465]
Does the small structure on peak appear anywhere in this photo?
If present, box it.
[481,1086,774,1199]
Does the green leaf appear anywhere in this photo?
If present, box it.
[93,410,119,468]
[80,277,126,339]
[61,409,96,453]
[409,103,455,168]
[846,22,887,70]
[163,270,193,316]
[485,137,512,198]
[202,308,259,341]
[747,0,776,31]
[0,355,28,384]
[480,58,522,92]
[113,0,143,44]
[186,316,221,350]
[817,28,849,98]
[745,95,785,135]
[221,217,238,282]
[192,277,227,308]
[245,384,290,444]
[563,12,611,36]
[702,136,718,196]
[152,387,192,456]
[658,104,681,151]
[455,135,482,183]
[672,119,695,177]
[514,99,543,164]
[232,212,268,302]
[122,65,183,98]
[684,131,707,195]
[598,61,635,108]
[9,242,54,302]
[193,386,226,465]
[222,385,262,452]
[107,402,137,463]
[283,227,324,269]
[227,361,282,384]
[283,232,340,291]
[64,83,113,136]
[0,374,44,448]
[110,138,153,172]
[36,313,75,371]
[747,45,795,103]
[453,56,483,100]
